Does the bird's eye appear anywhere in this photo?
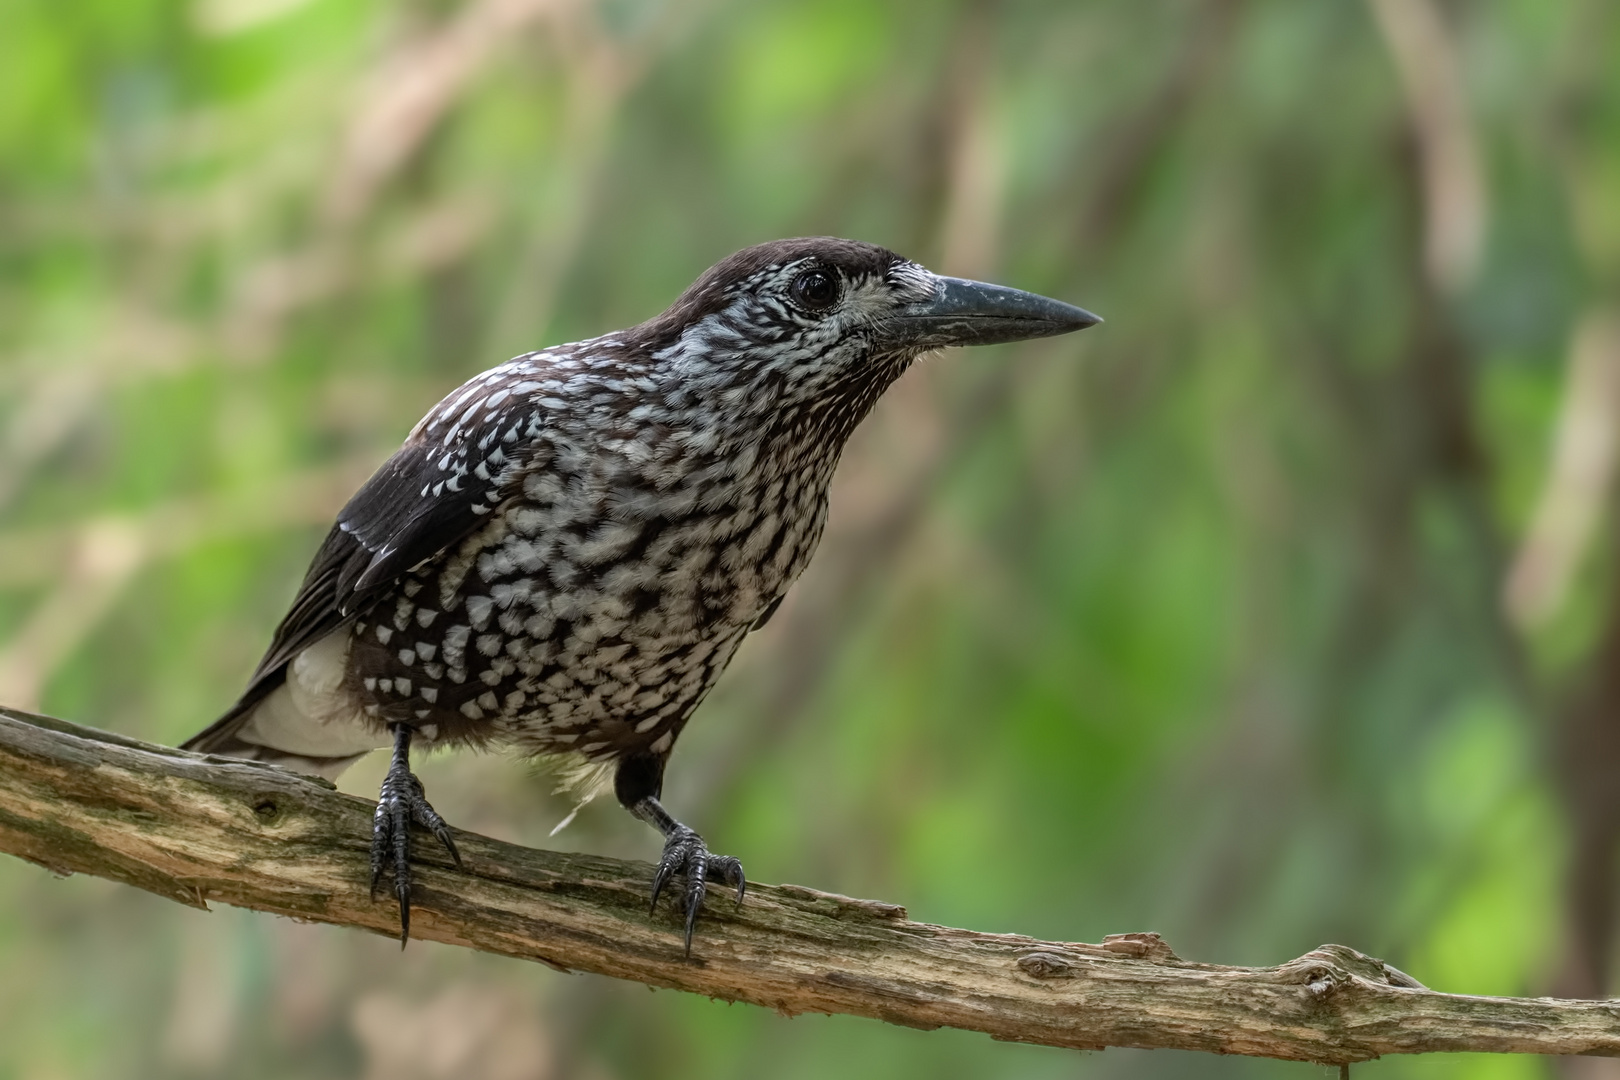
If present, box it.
[790,269,839,311]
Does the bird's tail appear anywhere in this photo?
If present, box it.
[183,702,368,781]
[182,632,385,781]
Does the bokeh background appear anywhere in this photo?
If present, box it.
[3,0,1620,1077]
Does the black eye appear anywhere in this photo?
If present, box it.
[790,269,839,310]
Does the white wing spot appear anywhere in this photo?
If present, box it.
[466,594,494,630]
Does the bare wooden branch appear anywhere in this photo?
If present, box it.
[2,705,1617,1066]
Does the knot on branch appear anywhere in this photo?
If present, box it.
[1017,952,1075,978]
[1281,944,1429,999]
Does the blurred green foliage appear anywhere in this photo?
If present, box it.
[3,0,1620,1077]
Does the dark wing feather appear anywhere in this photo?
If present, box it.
[185,370,542,749]
[259,441,496,682]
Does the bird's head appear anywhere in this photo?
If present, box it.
[630,237,1099,421]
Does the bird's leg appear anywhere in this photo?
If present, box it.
[616,749,743,954]
[630,795,746,955]
[369,723,461,946]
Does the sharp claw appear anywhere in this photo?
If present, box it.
[701,855,746,905]
[438,828,463,868]
[411,796,462,867]
[392,805,412,944]
[681,860,707,956]
[683,883,702,956]
[650,858,675,913]
[396,876,411,946]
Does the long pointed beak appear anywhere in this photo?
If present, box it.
[883,275,1101,349]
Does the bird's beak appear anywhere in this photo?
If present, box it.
[883,275,1101,349]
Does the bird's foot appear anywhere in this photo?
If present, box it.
[369,743,461,946]
[650,825,745,956]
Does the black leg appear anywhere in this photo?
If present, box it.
[615,752,745,955]
[369,724,461,946]
[629,795,746,956]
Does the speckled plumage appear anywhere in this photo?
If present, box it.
[183,237,1099,949]
[346,277,919,768]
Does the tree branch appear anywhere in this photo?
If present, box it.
[2,706,1617,1066]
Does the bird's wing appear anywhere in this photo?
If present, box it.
[261,441,512,679]
[185,362,548,747]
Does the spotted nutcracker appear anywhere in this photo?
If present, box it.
[184,237,1100,951]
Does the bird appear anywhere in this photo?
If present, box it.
[183,237,1099,952]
